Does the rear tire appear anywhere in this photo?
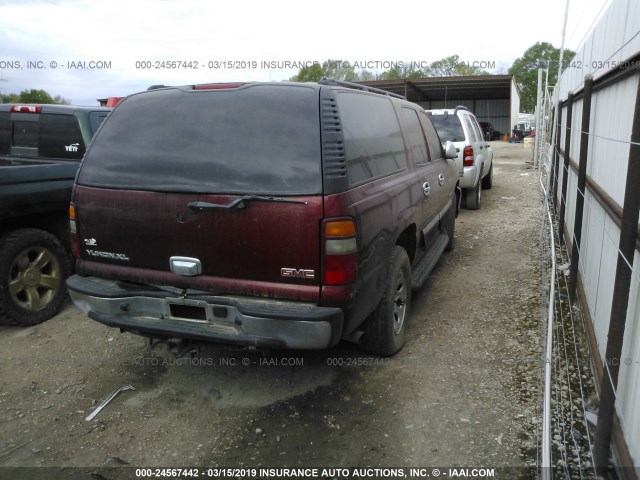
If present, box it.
[482,162,493,190]
[0,229,71,326]
[465,180,482,210]
[360,246,411,356]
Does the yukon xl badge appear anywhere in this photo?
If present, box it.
[84,238,97,246]
[281,268,315,279]
[65,143,80,152]
[86,250,130,262]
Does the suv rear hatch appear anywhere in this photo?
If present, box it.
[427,111,465,176]
[73,84,324,302]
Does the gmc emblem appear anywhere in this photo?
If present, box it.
[281,268,315,279]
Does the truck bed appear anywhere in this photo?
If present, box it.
[0,159,80,220]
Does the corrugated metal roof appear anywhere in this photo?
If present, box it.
[359,75,517,102]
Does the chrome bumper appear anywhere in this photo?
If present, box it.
[67,275,343,350]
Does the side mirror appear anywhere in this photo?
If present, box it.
[444,141,457,159]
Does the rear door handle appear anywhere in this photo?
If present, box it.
[438,174,445,186]
[422,182,431,197]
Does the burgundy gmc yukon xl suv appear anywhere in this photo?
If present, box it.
[67,80,459,355]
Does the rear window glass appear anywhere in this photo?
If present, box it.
[39,114,86,159]
[429,113,465,142]
[78,85,322,195]
[13,120,39,148]
[337,92,407,186]
[0,112,90,159]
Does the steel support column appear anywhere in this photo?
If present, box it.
[568,77,593,301]
[558,93,574,247]
[552,106,562,204]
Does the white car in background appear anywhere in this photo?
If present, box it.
[426,106,493,210]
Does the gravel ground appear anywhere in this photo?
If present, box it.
[0,142,545,478]
[549,237,600,478]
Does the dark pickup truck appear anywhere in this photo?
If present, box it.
[0,104,111,325]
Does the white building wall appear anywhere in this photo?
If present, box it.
[589,75,636,207]
[554,0,640,465]
[510,79,520,133]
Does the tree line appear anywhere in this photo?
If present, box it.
[290,54,492,83]
[1,89,69,105]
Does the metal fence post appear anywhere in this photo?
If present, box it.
[558,93,574,247]
[552,105,563,204]
[534,68,544,166]
[594,72,640,473]
[568,77,594,301]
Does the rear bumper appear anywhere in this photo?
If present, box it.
[460,165,478,189]
[67,275,343,350]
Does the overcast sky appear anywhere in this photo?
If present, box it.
[0,0,613,105]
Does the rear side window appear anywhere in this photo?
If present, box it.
[78,85,322,195]
[401,108,429,164]
[462,115,481,143]
[419,112,444,161]
[429,113,465,142]
[469,116,485,142]
[0,113,10,155]
[89,111,109,135]
[337,92,407,186]
[39,114,86,159]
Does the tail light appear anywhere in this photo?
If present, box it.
[69,203,80,258]
[463,145,475,167]
[10,105,42,113]
[322,219,357,285]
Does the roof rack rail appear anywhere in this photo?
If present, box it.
[319,78,405,99]
[454,105,469,114]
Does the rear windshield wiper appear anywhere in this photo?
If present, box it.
[188,195,308,211]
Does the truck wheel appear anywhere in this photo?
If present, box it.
[0,229,71,326]
[465,181,481,210]
[482,162,494,190]
[360,246,411,356]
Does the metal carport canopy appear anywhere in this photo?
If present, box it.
[358,75,515,102]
